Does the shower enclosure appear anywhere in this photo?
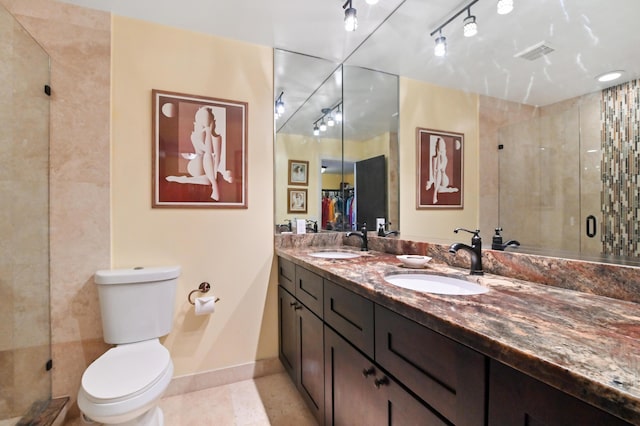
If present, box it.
[0,3,51,423]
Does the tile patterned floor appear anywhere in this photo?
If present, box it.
[159,373,316,425]
[50,372,316,426]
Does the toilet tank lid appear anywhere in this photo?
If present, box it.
[95,266,181,285]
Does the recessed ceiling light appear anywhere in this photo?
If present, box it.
[596,71,624,82]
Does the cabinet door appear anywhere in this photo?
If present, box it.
[325,326,444,426]
[325,326,385,426]
[375,305,486,426]
[488,360,632,426]
[298,304,325,424]
[278,286,298,383]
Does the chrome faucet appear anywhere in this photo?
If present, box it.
[346,224,368,251]
[449,228,483,275]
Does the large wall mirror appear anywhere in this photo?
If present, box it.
[275,49,399,233]
[275,0,640,267]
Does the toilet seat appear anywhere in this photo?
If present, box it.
[78,339,173,424]
[82,339,171,403]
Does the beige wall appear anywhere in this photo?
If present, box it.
[111,16,276,376]
[0,0,112,417]
[399,77,480,242]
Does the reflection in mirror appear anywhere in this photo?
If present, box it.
[343,0,640,265]
[274,50,342,231]
[275,49,399,234]
[342,65,398,232]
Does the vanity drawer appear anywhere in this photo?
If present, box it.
[324,279,374,358]
[295,265,323,317]
[375,305,486,426]
[278,257,295,294]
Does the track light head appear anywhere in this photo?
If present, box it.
[319,119,327,132]
[434,33,447,57]
[313,124,320,136]
[274,91,285,116]
[344,1,358,31]
[463,13,477,37]
[497,0,513,15]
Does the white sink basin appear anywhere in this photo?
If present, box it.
[384,273,489,295]
[309,251,361,259]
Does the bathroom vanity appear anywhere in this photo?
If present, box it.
[275,238,639,425]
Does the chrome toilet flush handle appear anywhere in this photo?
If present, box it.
[188,282,221,305]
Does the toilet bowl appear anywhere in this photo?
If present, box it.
[78,339,174,425]
[78,265,180,425]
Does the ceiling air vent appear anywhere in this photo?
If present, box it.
[514,41,555,61]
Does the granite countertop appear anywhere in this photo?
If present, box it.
[275,245,640,424]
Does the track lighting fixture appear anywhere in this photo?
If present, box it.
[312,103,343,135]
[434,31,447,57]
[274,91,285,119]
[463,10,477,37]
[497,0,514,15]
[344,0,358,31]
[430,0,514,57]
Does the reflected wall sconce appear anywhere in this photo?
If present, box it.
[274,91,285,119]
[344,0,358,31]
[497,0,514,15]
[312,103,343,135]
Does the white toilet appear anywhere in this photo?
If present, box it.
[78,266,181,425]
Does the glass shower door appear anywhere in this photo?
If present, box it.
[0,4,51,422]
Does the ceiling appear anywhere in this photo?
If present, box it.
[59,0,640,135]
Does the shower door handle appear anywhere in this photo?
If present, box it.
[586,215,597,238]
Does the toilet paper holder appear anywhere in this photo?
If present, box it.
[188,282,221,305]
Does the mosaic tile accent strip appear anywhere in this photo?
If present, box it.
[601,80,640,257]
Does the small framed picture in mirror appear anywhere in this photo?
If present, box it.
[288,188,308,213]
[288,160,309,186]
[417,128,463,209]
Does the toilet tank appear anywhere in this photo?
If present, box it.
[95,266,180,344]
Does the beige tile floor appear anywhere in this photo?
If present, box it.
[159,372,317,426]
[54,372,316,426]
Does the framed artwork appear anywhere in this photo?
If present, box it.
[288,160,309,186]
[287,188,308,213]
[416,128,463,209]
[152,89,248,208]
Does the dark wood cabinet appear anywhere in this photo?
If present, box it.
[325,326,446,426]
[375,305,486,426]
[323,279,374,358]
[488,360,632,426]
[278,257,627,426]
[278,256,295,294]
[278,259,325,424]
[278,286,298,381]
[278,286,325,424]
